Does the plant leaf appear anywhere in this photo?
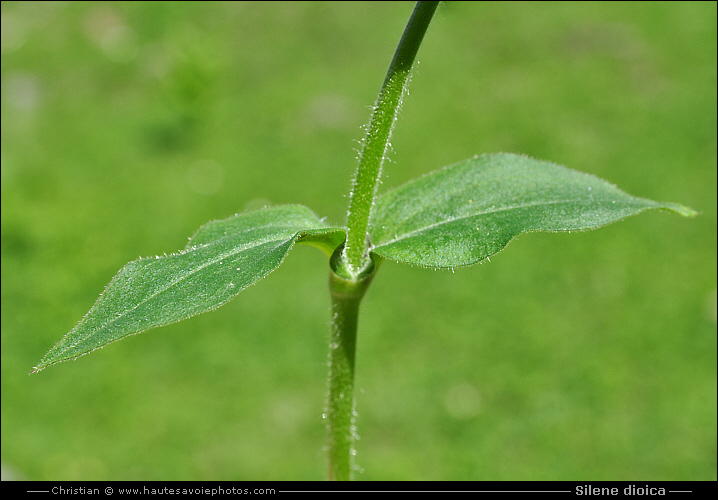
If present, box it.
[33,205,344,372]
[369,153,696,268]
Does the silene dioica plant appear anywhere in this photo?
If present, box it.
[34,2,696,480]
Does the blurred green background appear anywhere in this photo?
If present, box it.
[2,1,715,481]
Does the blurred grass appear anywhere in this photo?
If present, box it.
[1,1,715,481]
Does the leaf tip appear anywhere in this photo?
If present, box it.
[665,203,699,218]
[29,363,45,375]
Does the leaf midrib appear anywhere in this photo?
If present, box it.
[372,197,590,248]
[58,235,297,357]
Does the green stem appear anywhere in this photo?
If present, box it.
[342,1,439,278]
[326,250,375,481]
[325,1,438,481]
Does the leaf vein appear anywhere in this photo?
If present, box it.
[373,198,580,248]
[60,234,298,355]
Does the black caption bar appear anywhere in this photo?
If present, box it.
[3,481,716,496]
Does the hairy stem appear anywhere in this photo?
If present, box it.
[342,1,439,278]
[325,1,438,481]
[326,252,375,480]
